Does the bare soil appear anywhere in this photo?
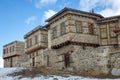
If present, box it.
[8,66,120,79]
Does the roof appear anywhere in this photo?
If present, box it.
[3,41,24,47]
[45,7,103,22]
[24,25,47,38]
[97,15,120,23]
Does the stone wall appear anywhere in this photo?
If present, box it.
[23,49,45,67]
[71,46,110,74]
[110,51,120,76]
[43,45,113,74]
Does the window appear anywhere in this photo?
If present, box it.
[53,26,57,39]
[41,34,47,42]
[35,35,38,44]
[29,38,32,47]
[6,48,8,53]
[26,39,29,48]
[36,51,38,56]
[7,48,8,53]
[32,53,34,57]
[110,27,116,37]
[10,47,11,52]
[61,22,66,35]
[75,21,82,33]
[29,54,31,58]
[89,23,94,34]
[100,28,107,38]
[3,49,5,54]
[12,46,14,52]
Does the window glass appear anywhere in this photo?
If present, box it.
[75,21,82,33]
[61,22,66,35]
[101,28,107,38]
[53,26,57,39]
[110,27,116,37]
[89,23,94,34]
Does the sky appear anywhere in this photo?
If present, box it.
[0,0,120,68]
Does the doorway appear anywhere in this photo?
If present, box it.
[32,57,35,67]
[10,58,12,67]
[64,53,70,68]
[46,55,49,66]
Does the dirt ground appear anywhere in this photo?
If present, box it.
[8,66,120,79]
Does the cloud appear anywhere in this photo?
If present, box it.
[79,0,120,17]
[25,16,37,25]
[42,9,57,24]
[44,10,57,19]
[0,57,3,68]
[35,0,57,8]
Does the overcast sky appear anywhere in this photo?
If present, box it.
[0,0,120,68]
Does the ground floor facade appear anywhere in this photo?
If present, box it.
[22,44,120,75]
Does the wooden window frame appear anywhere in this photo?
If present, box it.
[3,49,5,54]
[41,34,47,43]
[29,38,32,47]
[10,47,11,53]
[36,51,38,56]
[52,26,57,39]
[61,22,66,35]
[109,26,116,38]
[75,20,82,33]
[100,28,107,39]
[12,46,14,52]
[35,35,38,44]
[89,23,94,35]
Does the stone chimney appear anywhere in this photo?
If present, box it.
[90,8,94,14]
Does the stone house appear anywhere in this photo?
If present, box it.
[24,26,48,67]
[3,41,26,67]
[3,7,120,75]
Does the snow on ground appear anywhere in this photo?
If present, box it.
[0,57,3,68]
[0,68,120,80]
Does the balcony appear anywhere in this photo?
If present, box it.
[25,42,47,53]
[3,51,20,59]
[51,33,99,49]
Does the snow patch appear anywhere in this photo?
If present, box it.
[0,68,120,80]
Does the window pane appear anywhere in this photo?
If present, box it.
[75,21,82,33]
[35,35,38,44]
[53,26,57,39]
[110,27,116,37]
[89,23,94,34]
[41,34,47,42]
[101,28,107,38]
[61,22,66,35]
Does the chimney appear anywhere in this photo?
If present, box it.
[90,8,94,14]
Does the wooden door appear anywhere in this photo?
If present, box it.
[10,58,12,67]
[46,55,49,66]
[32,57,35,67]
[64,53,70,68]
